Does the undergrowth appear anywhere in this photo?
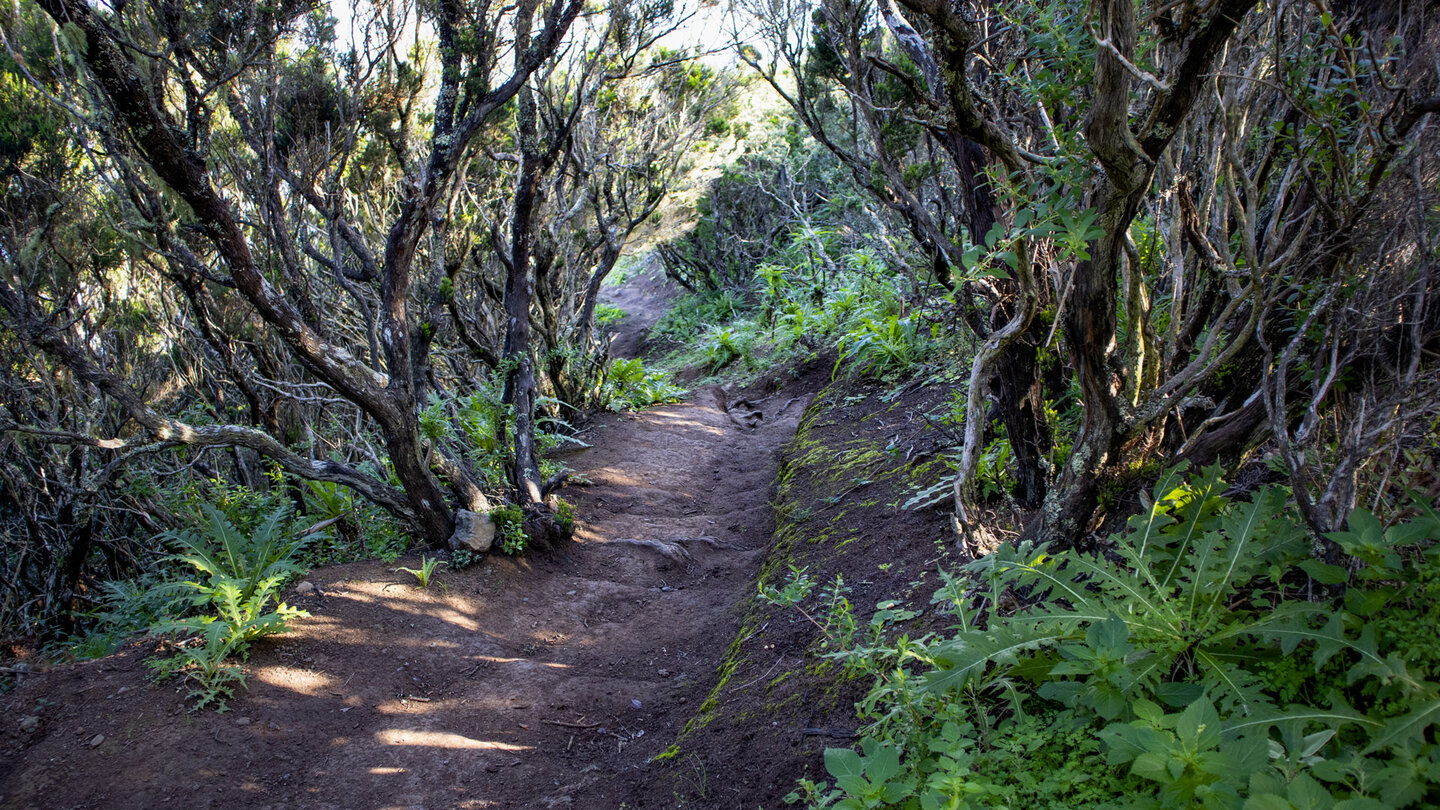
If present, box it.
[771,465,1440,808]
[145,504,311,711]
[601,357,685,411]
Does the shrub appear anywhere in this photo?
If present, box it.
[602,358,685,411]
[836,314,926,379]
[490,504,527,556]
[702,325,745,371]
[595,301,627,327]
[147,504,310,711]
[784,467,1440,808]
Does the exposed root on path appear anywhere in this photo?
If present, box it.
[610,537,694,561]
[609,534,748,562]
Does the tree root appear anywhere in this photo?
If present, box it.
[609,534,744,561]
[610,538,693,562]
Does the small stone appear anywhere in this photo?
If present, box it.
[235,717,252,726]
[631,699,642,709]
[447,509,497,552]
[18,716,39,734]
[295,581,316,595]
[87,733,105,748]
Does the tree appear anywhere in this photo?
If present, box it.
[9,0,589,545]
[737,0,1440,549]
[1,0,728,566]
[737,0,1056,512]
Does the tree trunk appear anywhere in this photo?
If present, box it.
[995,319,1052,509]
[576,242,624,352]
[946,131,1053,510]
[503,77,547,508]
[382,416,456,543]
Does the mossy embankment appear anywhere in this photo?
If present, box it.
[634,370,964,807]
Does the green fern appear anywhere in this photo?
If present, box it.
[163,503,307,605]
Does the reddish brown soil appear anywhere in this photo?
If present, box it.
[601,259,675,361]
[0,269,827,809]
[625,374,963,809]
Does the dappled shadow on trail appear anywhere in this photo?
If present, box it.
[0,326,822,809]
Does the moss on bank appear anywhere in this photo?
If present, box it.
[647,373,958,796]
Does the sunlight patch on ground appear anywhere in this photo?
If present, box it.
[587,468,649,486]
[375,729,533,751]
[644,411,727,435]
[303,582,483,632]
[471,655,570,669]
[439,610,480,631]
[572,525,607,543]
[250,665,337,697]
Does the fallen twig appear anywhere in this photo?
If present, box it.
[543,719,602,729]
[802,727,858,739]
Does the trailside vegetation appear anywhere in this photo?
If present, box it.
[0,0,736,642]
[3,0,1440,797]
[770,467,1440,808]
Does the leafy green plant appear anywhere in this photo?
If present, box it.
[147,624,248,712]
[147,504,310,711]
[973,438,1014,501]
[653,288,746,345]
[836,314,925,378]
[451,548,485,569]
[490,504,527,555]
[68,572,196,660]
[786,467,1440,809]
[701,324,748,371]
[162,504,309,606]
[393,555,447,588]
[595,301,627,327]
[554,497,576,534]
[300,477,407,564]
[602,358,685,411]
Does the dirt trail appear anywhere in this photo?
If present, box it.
[0,269,815,809]
[600,258,675,361]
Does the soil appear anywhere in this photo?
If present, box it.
[628,372,964,809]
[0,268,831,809]
[600,259,675,362]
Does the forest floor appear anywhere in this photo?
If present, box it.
[0,268,831,809]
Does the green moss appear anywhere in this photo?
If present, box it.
[677,608,760,736]
[652,376,940,766]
